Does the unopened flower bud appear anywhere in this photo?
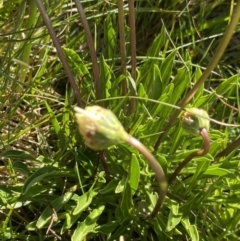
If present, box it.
[181,108,210,136]
[74,106,128,150]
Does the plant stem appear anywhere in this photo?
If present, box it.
[215,136,240,161]
[128,0,136,114]
[74,0,101,101]
[154,0,240,151]
[34,0,84,108]
[117,0,127,99]
[168,128,210,185]
[99,151,110,183]
[125,135,168,219]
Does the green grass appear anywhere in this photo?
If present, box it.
[0,0,240,240]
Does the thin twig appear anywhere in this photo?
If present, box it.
[154,0,240,151]
[74,0,101,100]
[48,229,62,240]
[34,0,84,108]
[168,128,210,185]
[44,199,58,235]
[128,0,136,114]
[126,136,168,219]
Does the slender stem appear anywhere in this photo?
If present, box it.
[168,128,210,185]
[128,0,136,114]
[154,0,240,151]
[74,0,101,100]
[96,96,240,127]
[117,0,127,98]
[99,151,110,183]
[215,136,240,161]
[126,136,168,219]
[34,0,84,108]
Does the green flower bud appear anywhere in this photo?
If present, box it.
[74,106,128,150]
[181,108,210,136]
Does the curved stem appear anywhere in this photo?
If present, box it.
[34,0,84,108]
[168,128,210,185]
[74,0,101,100]
[125,136,168,219]
[154,0,240,151]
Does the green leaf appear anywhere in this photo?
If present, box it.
[160,49,177,90]
[104,15,116,59]
[166,201,182,231]
[192,66,203,103]
[171,65,191,104]
[62,91,70,137]
[128,154,140,196]
[21,166,57,194]
[71,205,105,241]
[115,176,127,194]
[203,167,230,176]
[148,64,162,100]
[45,101,65,148]
[215,74,238,96]
[138,83,148,98]
[36,192,73,229]
[181,219,199,241]
[12,161,30,176]
[147,27,166,57]
[107,219,131,241]
[127,74,137,95]
[95,220,120,235]
[0,150,35,160]
[187,158,211,191]
[73,190,98,215]
[99,55,112,100]
[63,47,91,77]
[120,182,133,218]
[99,179,119,194]
[61,191,98,234]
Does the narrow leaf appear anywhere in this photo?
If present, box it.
[22,166,57,194]
[71,206,105,241]
[128,154,140,196]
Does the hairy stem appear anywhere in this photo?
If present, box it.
[168,128,210,185]
[154,0,240,151]
[34,0,84,108]
[126,136,168,219]
[74,0,101,100]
